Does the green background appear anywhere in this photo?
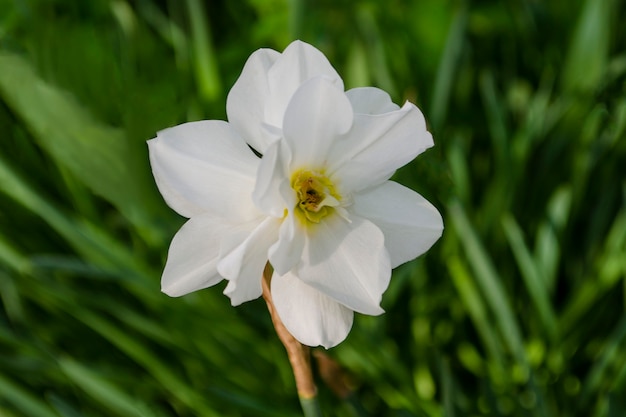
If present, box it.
[1,0,625,415]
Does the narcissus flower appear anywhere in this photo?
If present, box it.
[148,40,443,348]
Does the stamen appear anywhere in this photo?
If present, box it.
[291,170,342,224]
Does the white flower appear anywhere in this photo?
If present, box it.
[148,40,443,348]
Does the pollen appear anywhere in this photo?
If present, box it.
[291,169,341,224]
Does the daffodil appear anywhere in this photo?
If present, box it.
[148,40,443,348]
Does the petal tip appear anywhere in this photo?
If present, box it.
[161,285,183,298]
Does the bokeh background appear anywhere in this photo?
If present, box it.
[1,0,625,416]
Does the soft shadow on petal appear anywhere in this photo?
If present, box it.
[272,271,354,348]
[329,102,433,194]
[161,214,229,297]
[148,120,259,221]
[297,215,390,315]
[265,40,344,129]
[346,87,400,114]
[353,181,444,268]
[226,48,281,154]
[219,216,280,306]
[268,212,306,275]
[282,77,353,170]
[252,139,292,217]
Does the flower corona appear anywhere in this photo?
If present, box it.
[292,169,342,224]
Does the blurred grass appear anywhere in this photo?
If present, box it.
[1,0,626,416]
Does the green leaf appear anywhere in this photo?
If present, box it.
[0,156,153,286]
[579,314,626,407]
[447,255,504,367]
[70,309,220,416]
[186,0,222,103]
[0,374,59,417]
[0,52,163,243]
[502,213,558,340]
[430,1,467,132]
[58,358,155,417]
[448,200,526,364]
[562,0,611,93]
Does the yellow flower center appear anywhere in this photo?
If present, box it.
[291,169,341,224]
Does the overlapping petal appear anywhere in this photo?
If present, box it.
[219,216,280,306]
[297,215,390,315]
[265,41,343,129]
[226,48,281,154]
[328,102,433,194]
[252,139,293,217]
[353,181,444,268]
[161,214,230,297]
[268,211,306,275]
[346,87,400,114]
[148,120,260,221]
[282,77,353,170]
[272,271,354,348]
[226,40,343,155]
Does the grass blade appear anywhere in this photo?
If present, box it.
[58,358,155,417]
[430,1,468,132]
[185,0,221,103]
[448,200,526,364]
[562,0,611,92]
[0,374,59,417]
[0,52,163,242]
[502,213,558,340]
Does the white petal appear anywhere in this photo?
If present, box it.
[226,48,281,154]
[218,216,280,306]
[268,212,306,275]
[148,120,260,220]
[353,181,443,268]
[252,139,293,217]
[297,215,390,315]
[161,214,229,297]
[272,271,354,348]
[329,102,433,194]
[346,87,400,114]
[265,40,344,129]
[282,77,353,170]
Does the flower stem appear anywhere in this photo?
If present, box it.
[262,264,323,417]
[299,396,323,417]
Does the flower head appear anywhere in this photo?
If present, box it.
[148,40,443,348]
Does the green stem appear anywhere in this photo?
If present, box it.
[299,395,323,417]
